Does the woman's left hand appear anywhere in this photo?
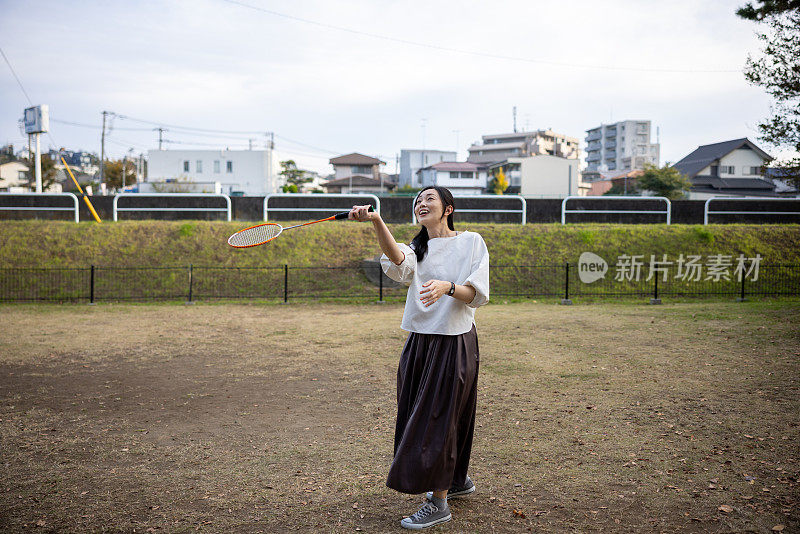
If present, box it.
[419,279,450,307]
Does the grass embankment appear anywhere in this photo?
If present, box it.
[0,221,798,268]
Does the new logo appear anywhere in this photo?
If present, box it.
[578,252,608,283]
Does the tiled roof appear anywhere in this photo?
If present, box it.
[691,176,775,190]
[329,153,385,165]
[425,162,480,172]
[673,138,772,178]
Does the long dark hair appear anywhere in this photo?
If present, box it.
[410,186,456,262]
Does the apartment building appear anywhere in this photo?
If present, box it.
[147,149,276,195]
[584,120,659,174]
[467,130,580,164]
[399,149,456,188]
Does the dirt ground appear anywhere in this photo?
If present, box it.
[0,300,798,533]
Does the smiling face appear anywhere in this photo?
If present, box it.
[414,188,452,225]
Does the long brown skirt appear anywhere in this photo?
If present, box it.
[386,324,479,494]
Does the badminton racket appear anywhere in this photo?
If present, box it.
[227,206,374,248]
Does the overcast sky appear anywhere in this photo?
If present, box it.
[0,0,777,175]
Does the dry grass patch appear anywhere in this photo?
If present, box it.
[0,300,798,532]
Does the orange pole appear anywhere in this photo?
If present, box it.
[61,157,101,222]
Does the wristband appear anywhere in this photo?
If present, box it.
[448,282,456,296]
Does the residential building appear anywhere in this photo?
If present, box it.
[399,149,456,188]
[467,130,580,164]
[488,155,587,197]
[585,169,644,196]
[0,161,30,192]
[323,173,397,194]
[147,149,276,196]
[329,153,385,180]
[48,148,98,176]
[672,138,776,199]
[584,120,659,173]
[416,162,489,195]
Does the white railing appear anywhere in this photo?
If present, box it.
[411,195,526,225]
[704,196,800,224]
[263,193,380,221]
[561,195,671,225]
[0,193,80,222]
[113,193,232,221]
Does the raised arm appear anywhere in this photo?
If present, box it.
[349,205,405,265]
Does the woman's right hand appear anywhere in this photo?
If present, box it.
[349,204,375,222]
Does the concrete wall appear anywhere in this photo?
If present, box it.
[520,156,581,197]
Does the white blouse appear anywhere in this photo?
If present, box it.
[380,230,489,335]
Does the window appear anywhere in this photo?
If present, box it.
[749,166,761,175]
[183,160,190,172]
[720,165,734,174]
[449,171,474,179]
[351,165,371,175]
[449,172,460,179]
[214,160,220,173]
[18,170,26,180]
[226,161,233,173]
[196,160,203,173]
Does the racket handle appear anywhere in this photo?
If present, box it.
[335,205,374,220]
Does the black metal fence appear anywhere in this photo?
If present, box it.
[1,263,798,303]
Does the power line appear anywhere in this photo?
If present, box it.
[51,118,152,131]
[274,134,340,155]
[220,0,741,74]
[0,46,34,105]
[115,114,265,134]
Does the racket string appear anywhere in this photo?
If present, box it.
[229,224,281,247]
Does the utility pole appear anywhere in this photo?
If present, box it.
[34,132,42,193]
[513,106,517,133]
[126,148,134,189]
[266,131,275,193]
[155,128,166,150]
[100,110,108,186]
[139,152,144,182]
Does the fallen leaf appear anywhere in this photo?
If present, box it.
[512,509,527,519]
[772,525,785,532]
[718,505,733,513]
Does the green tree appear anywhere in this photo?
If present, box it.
[25,154,58,191]
[103,159,136,190]
[738,2,800,187]
[737,0,800,20]
[603,181,639,196]
[488,168,509,195]
[278,160,311,192]
[637,164,693,200]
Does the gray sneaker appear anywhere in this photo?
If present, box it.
[400,500,452,530]
[425,475,475,501]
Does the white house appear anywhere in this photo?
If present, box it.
[0,161,30,192]
[416,162,488,195]
[672,138,776,199]
[146,149,276,195]
[399,149,456,188]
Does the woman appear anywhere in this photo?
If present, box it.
[349,186,489,530]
